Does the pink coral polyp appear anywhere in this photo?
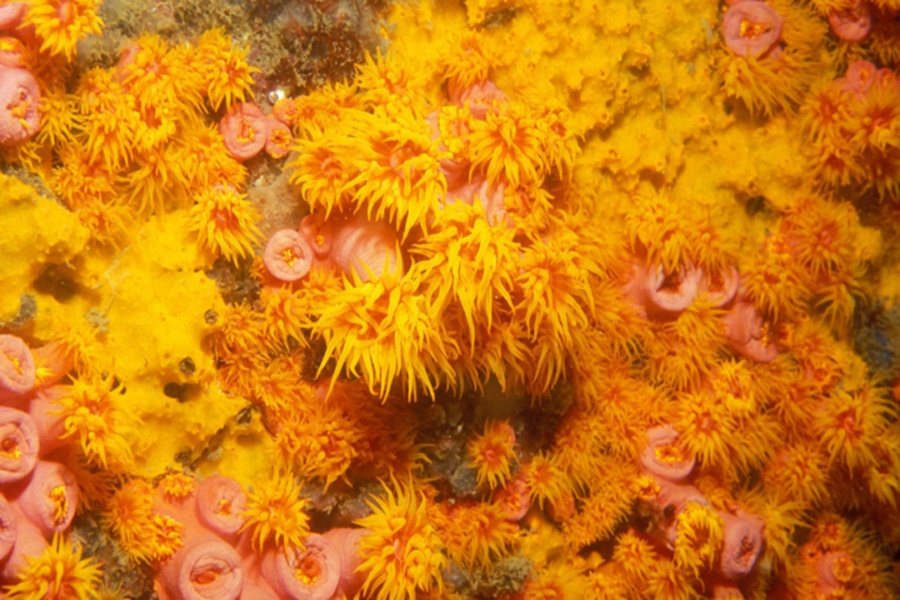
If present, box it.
[722,2,784,58]
[0,67,41,147]
[828,1,872,43]
[263,229,315,282]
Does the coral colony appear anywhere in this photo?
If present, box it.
[1,0,900,598]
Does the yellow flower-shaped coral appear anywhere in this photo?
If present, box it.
[196,28,259,111]
[23,0,103,61]
[188,185,262,266]
[241,475,310,553]
[4,534,102,599]
[311,269,458,401]
[356,480,446,600]
[55,372,135,471]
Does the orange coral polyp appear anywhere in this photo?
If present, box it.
[468,420,517,489]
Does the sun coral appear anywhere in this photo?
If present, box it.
[241,474,310,553]
[355,481,446,600]
[3,534,102,599]
[413,201,518,350]
[0,407,39,483]
[156,538,243,600]
[717,0,826,115]
[439,500,520,569]
[639,425,696,483]
[722,2,784,57]
[0,334,35,401]
[272,401,361,491]
[54,372,134,470]
[104,479,183,563]
[0,67,41,147]
[329,215,403,282]
[189,185,262,266]
[260,533,340,600]
[263,229,316,283]
[341,106,447,238]
[310,269,456,400]
[671,502,724,577]
[196,28,258,111]
[827,1,872,42]
[22,0,103,61]
[220,102,269,161]
[467,420,517,489]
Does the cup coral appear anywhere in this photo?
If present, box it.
[323,527,367,599]
[220,102,269,161]
[22,0,103,61]
[717,509,764,580]
[195,474,247,540]
[355,481,446,600]
[9,459,78,537]
[827,1,872,42]
[263,229,315,283]
[0,67,41,147]
[0,495,15,563]
[0,335,35,401]
[188,185,262,266]
[722,2,784,57]
[329,216,403,282]
[259,533,340,600]
[638,425,696,482]
[0,3,25,30]
[624,260,702,320]
[467,419,517,489]
[0,407,39,484]
[3,534,102,599]
[155,537,243,600]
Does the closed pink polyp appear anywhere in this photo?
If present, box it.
[330,217,402,282]
[0,334,36,400]
[0,495,16,563]
[195,474,247,538]
[220,102,269,161]
[646,262,701,314]
[13,460,78,536]
[0,407,39,484]
[718,510,764,580]
[162,538,244,600]
[263,229,315,282]
[639,425,696,482]
[722,2,784,57]
[0,67,41,147]
[260,533,340,600]
[828,1,872,43]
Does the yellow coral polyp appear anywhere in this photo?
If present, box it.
[273,401,361,490]
[197,29,260,111]
[439,501,519,569]
[23,0,103,61]
[343,108,447,237]
[120,35,203,114]
[356,481,446,600]
[56,372,135,471]
[188,185,262,266]
[467,420,517,489]
[311,271,458,401]
[241,475,310,553]
[4,535,102,599]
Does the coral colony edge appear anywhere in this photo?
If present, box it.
[0,0,899,598]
